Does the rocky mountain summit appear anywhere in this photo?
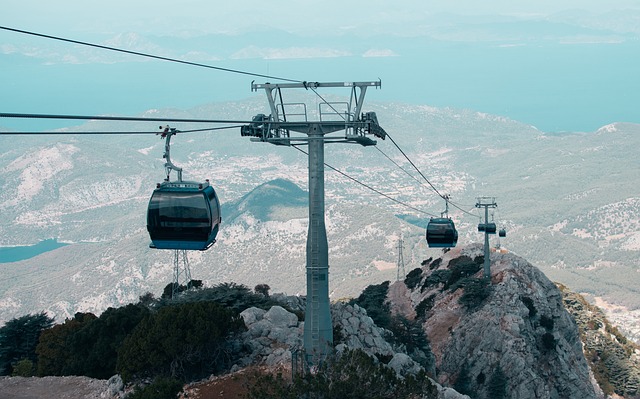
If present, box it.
[198,243,637,398]
[387,244,599,399]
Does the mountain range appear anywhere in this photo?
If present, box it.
[0,97,638,343]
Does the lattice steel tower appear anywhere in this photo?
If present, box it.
[396,237,406,281]
[241,81,386,365]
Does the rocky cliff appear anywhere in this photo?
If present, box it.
[388,244,598,399]
[560,285,640,397]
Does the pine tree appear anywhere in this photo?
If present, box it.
[0,312,53,375]
[487,366,507,399]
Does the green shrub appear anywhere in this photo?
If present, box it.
[422,270,452,291]
[521,296,537,317]
[128,377,183,399]
[445,256,482,290]
[247,348,438,399]
[542,332,556,350]
[116,301,246,382]
[350,281,391,329]
[404,268,423,290]
[487,366,507,399]
[35,312,97,376]
[420,257,432,267]
[168,282,277,313]
[428,258,442,270]
[415,294,436,319]
[453,364,473,396]
[36,305,149,379]
[0,312,54,375]
[539,315,554,330]
[11,359,35,377]
[458,278,492,309]
[387,316,433,370]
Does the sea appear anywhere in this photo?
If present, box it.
[1,41,638,133]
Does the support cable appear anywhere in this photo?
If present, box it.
[385,132,444,198]
[0,112,252,124]
[292,145,436,217]
[0,27,380,129]
[0,26,300,83]
[384,132,479,219]
[374,146,430,188]
[0,125,243,135]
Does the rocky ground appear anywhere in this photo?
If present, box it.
[0,376,108,399]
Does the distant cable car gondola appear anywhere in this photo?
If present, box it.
[499,228,506,238]
[147,180,221,250]
[478,222,497,234]
[426,195,458,248]
[426,217,459,248]
[146,126,221,250]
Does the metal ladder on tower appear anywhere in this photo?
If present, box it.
[310,219,320,350]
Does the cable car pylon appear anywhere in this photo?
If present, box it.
[476,197,498,280]
[396,237,406,281]
[241,81,387,366]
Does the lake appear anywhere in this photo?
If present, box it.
[0,239,69,263]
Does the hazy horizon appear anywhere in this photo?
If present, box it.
[2,1,639,132]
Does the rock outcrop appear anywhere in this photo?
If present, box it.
[238,305,303,367]
[239,302,399,368]
[391,244,598,399]
[238,302,469,399]
[560,285,640,397]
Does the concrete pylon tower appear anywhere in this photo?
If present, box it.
[476,197,498,280]
[241,81,387,365]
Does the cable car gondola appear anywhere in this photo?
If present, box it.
[426,217,458,248]
[146,126,222,251]
[478,222,497,234]
[147,180,221,250]
[499,228,506,238]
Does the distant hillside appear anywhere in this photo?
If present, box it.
[222,178,307,223]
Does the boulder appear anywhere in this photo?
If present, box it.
[264,306,298,327]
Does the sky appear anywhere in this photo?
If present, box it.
[4,0,640,36]
[2,0,640,131]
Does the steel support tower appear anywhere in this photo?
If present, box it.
[172,249,191,298]
[396,237,406,281]
[476,197,498,280]
[241,81,386,365]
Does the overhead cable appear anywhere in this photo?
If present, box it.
[0,112,252,124]
[292,145,437,217]
[0,125,243,135]
[0,26,300,83]
[384,132,479,219]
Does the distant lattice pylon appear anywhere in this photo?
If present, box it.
[397,237,406,281]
